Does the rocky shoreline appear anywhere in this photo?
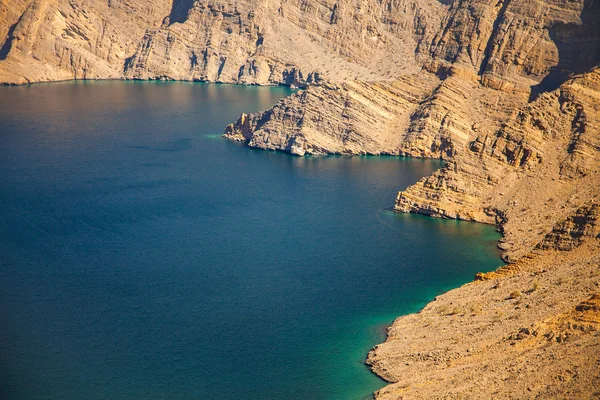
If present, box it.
[366,206,600,399]
[2,0,599,397]
[224,71,600,397]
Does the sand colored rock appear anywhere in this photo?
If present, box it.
[367,203,600,399]
[224,76,444,155]
[0,0,444,84]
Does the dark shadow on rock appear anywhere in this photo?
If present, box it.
[169,0,195,24]
[530,0,600,101]
[0,22,18,60]
[123,54,135,73]
[479,0,512,76]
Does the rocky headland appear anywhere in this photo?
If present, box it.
[2,0,599,398]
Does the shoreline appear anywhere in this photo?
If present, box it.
[5,78,512,397]
[220,95,515,397]
[366,237,600,399]
[216,70,600,397]
[0,76,301,88]
[2,77,598,398]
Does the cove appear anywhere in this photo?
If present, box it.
[0,81,501,400]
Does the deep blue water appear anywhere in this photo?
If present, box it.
[0,81,501,400]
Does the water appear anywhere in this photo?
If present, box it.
[0,81,501,400]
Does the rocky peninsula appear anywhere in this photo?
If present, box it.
[2,0,599,397]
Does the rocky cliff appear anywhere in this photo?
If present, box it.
[2,0,600,398]
[0,0,444,84]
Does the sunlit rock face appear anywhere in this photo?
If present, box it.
[0,0,445,85]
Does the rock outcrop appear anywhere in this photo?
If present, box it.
[2,0,600,398]
[224,76,443,155]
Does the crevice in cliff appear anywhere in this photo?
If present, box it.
[530,0,600,101]
[478,0,511,76]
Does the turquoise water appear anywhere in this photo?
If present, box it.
[0,81,501,400]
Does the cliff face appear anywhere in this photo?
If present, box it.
[2,0,600,398]
[0,0,444,84]
[223,76,444,155]
[4,0,597,87]
[0,0,171,83]
[397,66,600,261]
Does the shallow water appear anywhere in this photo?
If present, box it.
[0,81,501,400]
